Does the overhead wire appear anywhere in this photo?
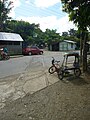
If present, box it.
[13,1,65,18]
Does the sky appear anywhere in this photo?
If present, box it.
[9,0,77,34]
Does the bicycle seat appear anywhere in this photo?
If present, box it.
[55,60,60,63]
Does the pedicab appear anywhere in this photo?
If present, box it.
[58,52,81,80]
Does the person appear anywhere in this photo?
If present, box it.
[3,46,8,56]
[0,48,4,59]
[0,46,9,60]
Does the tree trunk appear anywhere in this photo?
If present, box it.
[82,32,88,72]
[80,31,83,64]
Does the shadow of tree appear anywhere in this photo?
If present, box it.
[63,75,89,86]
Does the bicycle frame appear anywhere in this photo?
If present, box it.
[48,57,60,74]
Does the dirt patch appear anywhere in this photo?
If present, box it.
[0,75,90,120]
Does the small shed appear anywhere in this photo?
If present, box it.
[0,32,23,55]
[49,42,59,51]
[49,40,76,51]
[59,40,76,51]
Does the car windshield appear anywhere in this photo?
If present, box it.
[27,46,38,49]
[31,46,38,48]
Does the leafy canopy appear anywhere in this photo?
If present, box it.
[61,0,90,30]
[0,0,13,31]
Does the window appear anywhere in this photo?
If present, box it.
[0,41,20,45]
[14,41,20,45]
[71,43,73,48]
[0,41,7,45]
[8,42,12,45]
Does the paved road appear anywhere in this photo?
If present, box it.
[0,56,30,78]
[0,51,65,78]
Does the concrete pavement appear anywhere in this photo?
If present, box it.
[0,51,62,108]
[10,55,24,58]
[0,68,59,109]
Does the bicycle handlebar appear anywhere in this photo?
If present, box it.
[52,57,60,64]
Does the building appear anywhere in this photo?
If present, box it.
[49,40,76,51]
[0,32,23,55]
[59,40,76,51]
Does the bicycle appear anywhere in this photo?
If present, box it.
[48,57,60,74]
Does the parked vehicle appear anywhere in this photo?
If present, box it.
[48,57,60,74]
[58,52,81,80]
[22,46,43,55]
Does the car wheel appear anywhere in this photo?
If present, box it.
[29,52,32,56]
[40,51,43,55]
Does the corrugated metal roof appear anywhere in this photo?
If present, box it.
[0,32,23,41]
[64,40,76,43]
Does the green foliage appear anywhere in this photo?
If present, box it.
[61,0,90,71]
[62,32,68,36]
[0,0,13,31]
[5,19,81,47]
[61,0,90,30]
[5,20,46,46]
[68,29,76,36]
[44,29,61,44]
[6,20,37,39]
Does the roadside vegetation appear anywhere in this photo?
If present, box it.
[61,0,90,72]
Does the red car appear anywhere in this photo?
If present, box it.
[22,46,43,55]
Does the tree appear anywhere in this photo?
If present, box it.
[44,29,61,44]
[61,0,90,72]
[6,20,45,46]
[62,32,68,36]
[0,0,13,31]
[68,28,76,36]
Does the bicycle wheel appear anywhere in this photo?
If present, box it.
[58,69,64,80]
[74,68,81,77]
[48,66,56,74]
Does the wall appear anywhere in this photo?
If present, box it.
[59,42,76,51]
[49,42,76,51]
[59,42,68,51]
[0,41,22,55]
[68,43,76,50]
[7,42,22,55]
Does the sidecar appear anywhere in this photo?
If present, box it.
[58,52,81,80]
